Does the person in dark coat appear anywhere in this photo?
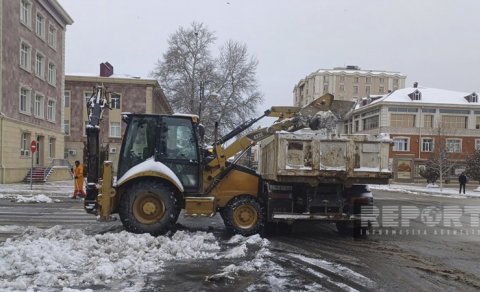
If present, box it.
[458,172,467,194]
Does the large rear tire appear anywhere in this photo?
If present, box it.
[118,180,179,236]
[223,196,265,236]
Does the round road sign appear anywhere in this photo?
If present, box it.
[30,140,37,153]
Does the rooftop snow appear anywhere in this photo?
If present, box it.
[357,86,479,109]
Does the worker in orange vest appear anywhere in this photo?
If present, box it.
[72,160,86,199]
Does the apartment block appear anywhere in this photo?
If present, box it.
[64,62,173,171]
[0,0,73,183]
[345,82,480,182]
[293,65,406,106]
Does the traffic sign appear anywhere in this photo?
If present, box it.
[30,140,37,153]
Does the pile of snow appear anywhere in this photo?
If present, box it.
[0,226,269,291]
[0,194,59,203]
[15,194,54,203]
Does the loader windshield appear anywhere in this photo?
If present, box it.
[118,116,157,179]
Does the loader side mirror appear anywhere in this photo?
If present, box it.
[197,124,205,145]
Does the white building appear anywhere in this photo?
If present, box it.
[293,65,406,106]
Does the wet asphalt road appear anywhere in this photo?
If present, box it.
[1,189,480,291]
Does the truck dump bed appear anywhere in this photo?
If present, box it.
[259,131,392,185]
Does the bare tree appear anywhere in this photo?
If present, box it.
[466,149,480,185]
[419,125,459,191]
[151,22,263,142]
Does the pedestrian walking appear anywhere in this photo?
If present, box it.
[72,160,86,199]
[458,172,467,194]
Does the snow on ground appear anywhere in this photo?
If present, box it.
[0,225,374,292]
[2,180,476,291]
[369,183,480,199]
[0,194,60,203]
[0,226,268,291]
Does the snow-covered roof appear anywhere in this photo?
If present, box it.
[314,69,405,77]
[66,72,148,80]
[378,86,477,105]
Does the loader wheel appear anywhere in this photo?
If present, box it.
[118,181,179,236]
[223,196,265,236]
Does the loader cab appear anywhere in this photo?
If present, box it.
[118,114,201,193]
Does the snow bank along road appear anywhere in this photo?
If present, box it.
[0,185,480,291]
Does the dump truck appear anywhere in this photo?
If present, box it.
[83,85,391,236]
[257,130,391,234]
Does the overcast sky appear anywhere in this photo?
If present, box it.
[58,0,480,112]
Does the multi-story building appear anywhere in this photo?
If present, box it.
[345,82,480,182]
[293,65,406,106]
[64,62,172,171]
[0,0,73,183]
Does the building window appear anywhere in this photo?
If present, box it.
[393,79,399,86]
[365,86,370,95]
[476,139,480,150]
[363,116,379,130]
[84,92,93,105]
[339,85,345,92]
[20,0,31,26]
[446,139,461,153]
[49,138,55,158]
[35,12,45,39]
[20,87,31,114]
[353,86,359,94]
[47,62,56,86]
[64,91,70,107]
[441,116,467,129]
[408,90,422,100]
[47,99,56,122]
[35,52,45,78]
[339,76,345,83]
[424,115,434,128]
[323,85,328,92]
[379,86,384,93]
[21,132,31,156]
[465,93,478,103]
[476,116,480,129]
[366,77,371,84]
[421,138,434,152]
[471,93,478,103]
[20,41,31,71]
[354,77,359,83]
[379,78,385,84]
[110,93,121,109]
[48,24,57,49]
[34,94,44,118]
[110,122,121,137]
[393,138,409,151]
[390,114,415,127]
[354,120,359,132]
[64,120,70,135]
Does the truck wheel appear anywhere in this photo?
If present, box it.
[223,196,265,236]
[119,181,179,236]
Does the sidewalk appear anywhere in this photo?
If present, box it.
[370,183,480,199]
[0,180,73,201]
